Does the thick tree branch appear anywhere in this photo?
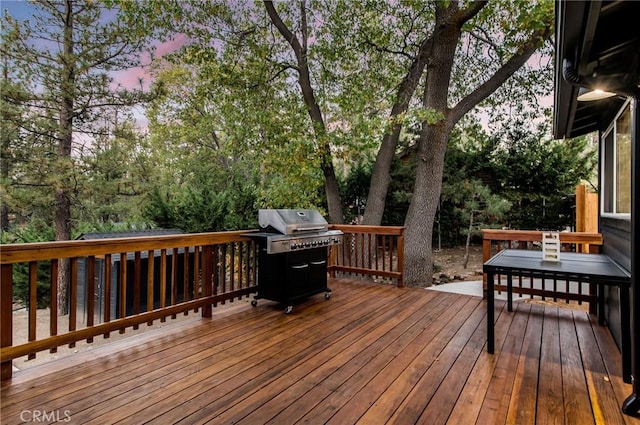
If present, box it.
[468,27,499,51]
[362,37,416,61]
[264,1,303,60]
[263,0,343,223]
[454,0,488,25]
[449,26,552,126]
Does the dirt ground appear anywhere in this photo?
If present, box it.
[11,245,484,371]
[432,245,484,284]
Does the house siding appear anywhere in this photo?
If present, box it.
[601,203,632,352]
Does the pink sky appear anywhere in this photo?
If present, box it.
[110,34,190,92]
[109,34,190,131]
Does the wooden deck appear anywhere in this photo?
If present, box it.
[1,278,638,424]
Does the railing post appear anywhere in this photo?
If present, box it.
[328,245,337,278]
[482,236,491,295]
[397,229,404,288]
[1,264,13,380]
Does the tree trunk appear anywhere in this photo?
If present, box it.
[321,157,344,224]
[402,2,550,287]
[56,0,75,314]
[362,123,402,226]
[404,123,450,287]
[463,210,473,269]
[362,2,487,227]
[404,4,460,287]
[1,59,11,232]
[362,45,431,226]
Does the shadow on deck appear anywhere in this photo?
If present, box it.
[1,278,637,424]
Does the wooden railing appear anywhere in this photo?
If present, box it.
[328,225,405,287]
[482,229,603,310]
[0,231,258,380]
[0,225,406,380]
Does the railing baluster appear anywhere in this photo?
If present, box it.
[171,248,178,319]
[50,259,58,351]
[119,252,127,333]
[390,236,396,273]
[220,244,227,298]
[133,251,141,329]
[397,229,404,287]
[213,245,219,307]
[243,241,249,290]
[518,275,523,298]
[382,235,387,272]
[375,234,380,271]
[160,249,167,322]
[202,245,213,318]
[28,262,37,359]
[366,233,372,273]
[69,258,78,347]
[183,246,190,313]
[104,254,111,338]
[193,246,200,309]
[230,242,236,295]
[86,256,95,343]
[1,264,13,379]
[147,249,154,325]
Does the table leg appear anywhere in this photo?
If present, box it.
[598,283,605,326]
[488,271,495,354]
[620,284,632,383]
[507,273,513,312]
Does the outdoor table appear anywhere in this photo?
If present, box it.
[484,249,631,383]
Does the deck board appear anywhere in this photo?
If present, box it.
[1,278,638,425]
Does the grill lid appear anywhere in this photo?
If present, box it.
[259,209,328,235]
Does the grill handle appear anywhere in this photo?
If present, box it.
[290,264,309,269]
[292,226,325,232]
[310,260,326,266]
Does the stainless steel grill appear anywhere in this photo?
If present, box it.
[256,209,343,254]
[244,209,342,313]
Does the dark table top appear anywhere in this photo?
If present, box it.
[483,249,630,284]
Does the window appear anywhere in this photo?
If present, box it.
[602,101,632,216]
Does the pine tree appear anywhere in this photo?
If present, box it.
[1,1,151,313]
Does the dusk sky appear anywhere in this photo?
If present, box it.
[2,1,553,132]
[2,0,188,130]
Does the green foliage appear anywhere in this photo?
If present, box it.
[338,119,596,247]
[2,1,568,254]
[489,121,596,230]
[143,167,259,233]
[1,1,154,236]
[2,219,55,308]
[339,161,372,224]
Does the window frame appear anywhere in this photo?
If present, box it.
[600,99,632,219]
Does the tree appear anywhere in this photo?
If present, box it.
[79,122,152,225]
[452,179,510,268]
[489,121,597,230]
[401,1,553,286]
[1,0,152,312]
[263,1,344,223]
[113,0,554,288]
